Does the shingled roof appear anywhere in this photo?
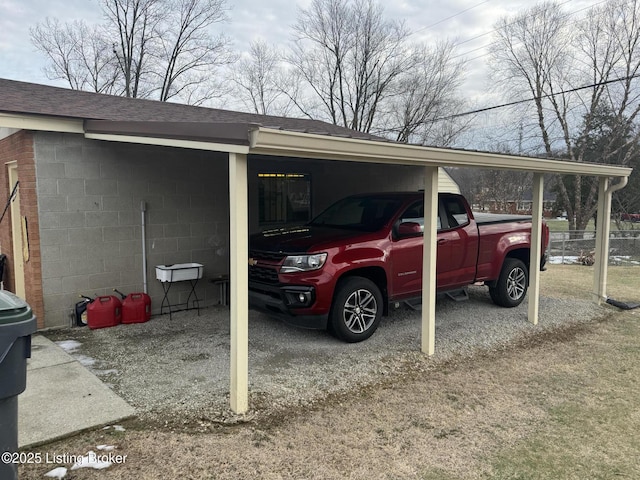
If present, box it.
[0,78,382,141]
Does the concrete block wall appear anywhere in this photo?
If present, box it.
[35,132,230,328]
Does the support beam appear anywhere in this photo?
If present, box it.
[421,167,439,355]
[528,173,544,325]
[228,152,249,414]
[593,177,611,303]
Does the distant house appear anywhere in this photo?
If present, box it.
[473,192,557,217]
[0,78,458,329]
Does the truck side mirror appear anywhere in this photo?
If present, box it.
[398,221,423,237]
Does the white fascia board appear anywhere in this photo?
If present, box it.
[85,132,250,154]
[252,128,632,178]
[0,113,83,134]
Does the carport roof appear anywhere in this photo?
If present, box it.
[0,77,632,178]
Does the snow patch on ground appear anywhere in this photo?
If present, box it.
[549,255,640,265]
[55,340,82,353]
[70,451,112,471]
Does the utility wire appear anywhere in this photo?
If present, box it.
[432,73,640,122]
[411,0,491,33]
[449,0,610,62]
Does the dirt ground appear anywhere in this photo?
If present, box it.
[17,266,640,479]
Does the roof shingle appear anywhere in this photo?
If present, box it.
[0,78,384,141]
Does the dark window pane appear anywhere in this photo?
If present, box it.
[258,173,311,225]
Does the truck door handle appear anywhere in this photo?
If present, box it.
[437,239,447,245]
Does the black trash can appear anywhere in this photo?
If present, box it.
[0,291,37,480]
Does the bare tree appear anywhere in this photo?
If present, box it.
[31,18,82,90]
[77,23,121,94]
[103,0,163,98]
[155,0,234,102]
[31,0,232,104]
[229,40,297,116]
[490,2,570,154]
[30,19,119,94]
[288,0,411,132]
[380,40,469,146]
[285,0,468,144]
[489,0,640,234]
[480,170,533,213]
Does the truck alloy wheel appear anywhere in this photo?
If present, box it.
[489,258,529,307]
[330,277,383,342]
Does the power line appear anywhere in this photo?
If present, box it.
[410,1,491,34]
[449,0,610,63]
[451,0,575,49]
[433,73,640,122]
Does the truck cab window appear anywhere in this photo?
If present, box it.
[398,201,442,232]
[310,196,402,232]
[442,198,469,229]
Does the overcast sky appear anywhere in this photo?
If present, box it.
[0,0,606,123]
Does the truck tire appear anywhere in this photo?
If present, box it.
[489,258,528,308]
[330,277,383,342]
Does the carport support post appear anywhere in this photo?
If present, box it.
[228,152,249,414]
[421,166,439,355]
[527,173,544,325]
[593,177,611,303]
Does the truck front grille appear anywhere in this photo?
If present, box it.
[249,265,279,284]
[250,250,286,262]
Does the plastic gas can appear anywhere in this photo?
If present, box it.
[121,293,151,324]
[87,296,122,329]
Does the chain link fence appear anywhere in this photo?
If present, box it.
[548,230,640,266]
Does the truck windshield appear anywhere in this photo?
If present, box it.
[309,196,402,232]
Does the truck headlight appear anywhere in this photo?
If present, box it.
[280,253,327,273]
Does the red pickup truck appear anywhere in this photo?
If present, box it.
[249,192,549,342]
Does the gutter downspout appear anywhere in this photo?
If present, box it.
[606,176,629,195]
[594,176,629,303]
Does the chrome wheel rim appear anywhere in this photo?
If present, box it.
[343,289,378,334]
[506,267,527,300]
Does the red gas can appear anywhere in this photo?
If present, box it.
[121,293,152,324]
[87,295,122,329]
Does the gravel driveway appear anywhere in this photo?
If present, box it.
[45,287,608,425]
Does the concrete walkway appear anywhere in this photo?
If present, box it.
[18,335,136,448]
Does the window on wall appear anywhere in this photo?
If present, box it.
[258,173,311,225]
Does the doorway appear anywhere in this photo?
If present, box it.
[7,162,25,298]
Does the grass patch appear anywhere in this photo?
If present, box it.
[421,470,462,480]
[545,218,639,232]
[540,264,640,301]
[407,264,640,479]
[476,259,640,478]
[545,218,595,232]
[486,312,640,480]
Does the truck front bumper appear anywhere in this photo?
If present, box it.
[248,281,329,330]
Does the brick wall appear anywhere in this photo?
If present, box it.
[0,131,46,328]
